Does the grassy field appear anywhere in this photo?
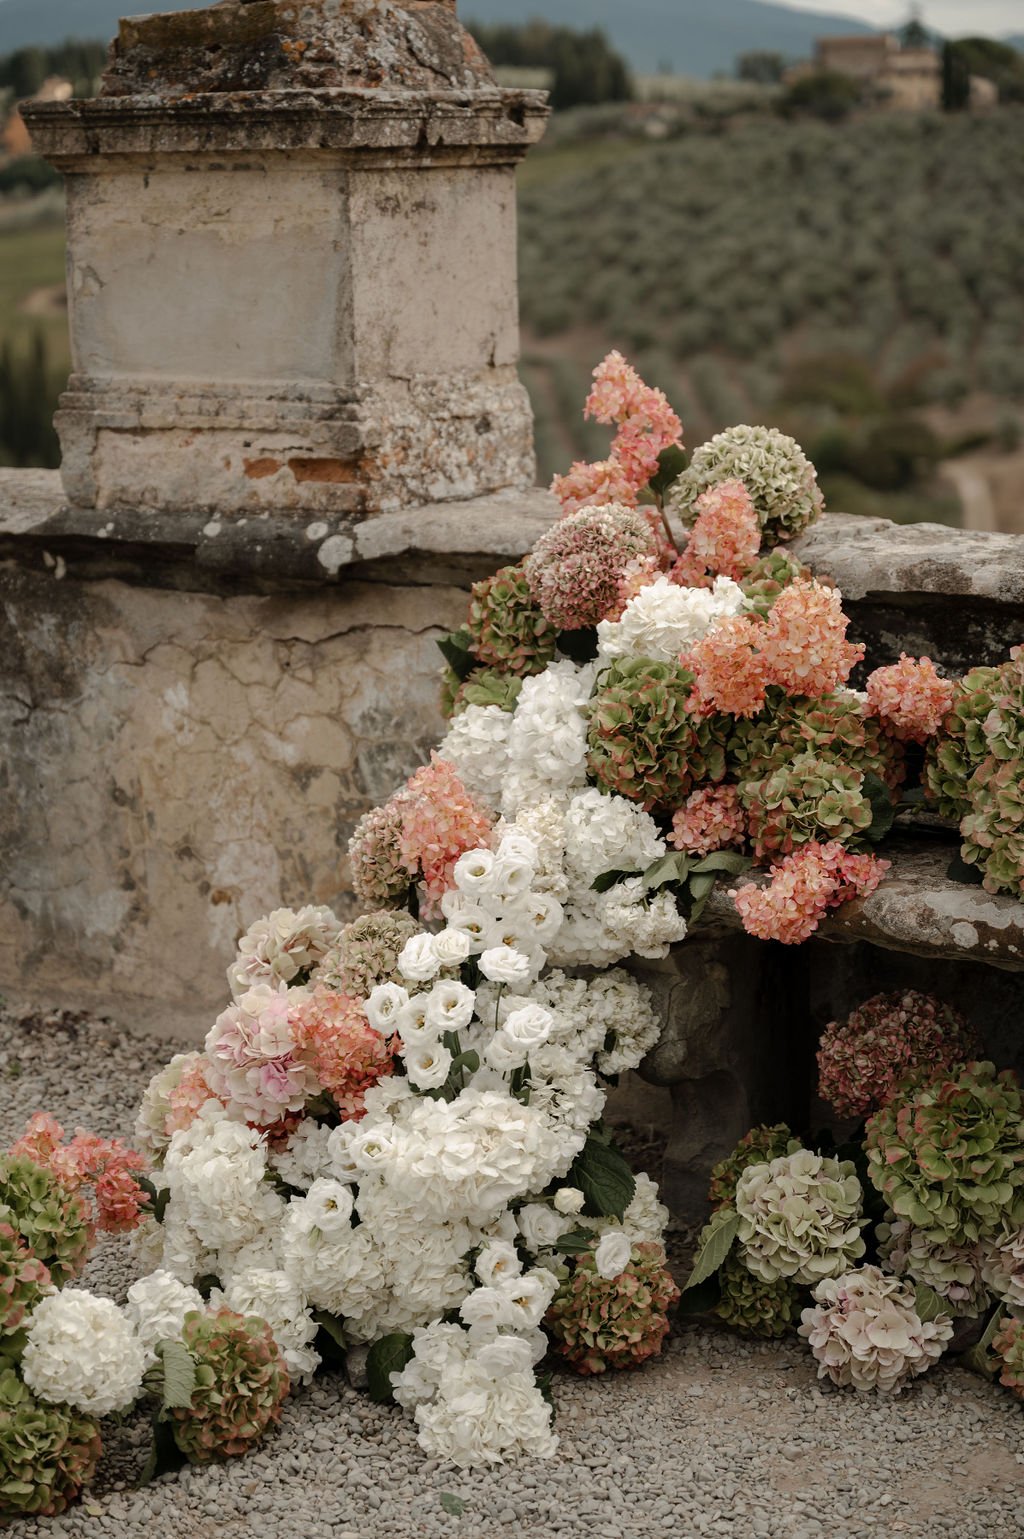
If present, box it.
[0,215,67,364]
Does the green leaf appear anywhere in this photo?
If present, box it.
[312,1309,348,1352]
[642,851,691,892]
[647,443,688,499]
[684,1208,740,1291]
[691,851,751,877]
[555,1227,597,1255]
[440,1493,465,1517]
[947,852,985,886]
[962,1306,1005,1380]
[450,1050,480,1076]
[675,1272,723,1316]
[913,1283,949,1325]
[556,627,599,664]
[137,1175,170,1225]
[861,770,896,844]
[568,1134,637,1220]
[139,1415,186,1486]
[156,1339,197,1410]
[366,1332,415,1403]
[437,629,476,681]
[591,868,632,894]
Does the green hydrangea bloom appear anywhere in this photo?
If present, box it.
[0,1224,52,1365]
[0,1367,102,1521]
[170,1309,289,1463]
[545,1243,680,1375]
[993,1314,1024,1401]
[441,666,524,720]
[865,1062,1024,1246]
[466,563,558,677]
[0,1158,91,1288]
[714,1249,803,1338]
[923,663,1003,820]
[729,689,904,792]
[740,550,817,616]
[671,425,825,546]
[959,754,1024,899]
[740,751,873,858]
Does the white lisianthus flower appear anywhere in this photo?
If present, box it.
[124,1271,204,1357]
[404,1042,453,1091]
[594,1230,633,1280]
[397,934,442,984]
[475,1239,522,1287]
[344,1123,398,1174]
[23,1292,148,1416]
[554,1187,586,1216]
[517,893,564,945]
[489,855,536,903]
[479,946,533,985]
[517,1203,567,1255]
[502,1004,554,1055]
[364,981,410,1031]
[303,1177,355,1235]
[497,831,540,867]
[459,1286,520,1333]
[453,848,498,896]
[437,899,490,950]
[424,981,476,1034]
[500,1269,559,1328]
[431,928,472,968]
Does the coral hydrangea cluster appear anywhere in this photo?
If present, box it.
[730,841,889,945]
[799,1266,953,1394]
[551,351,683,516]
[670,785,747,857]
[672,479,761,586]
[865,654,954,744]
[817,990,980,1119]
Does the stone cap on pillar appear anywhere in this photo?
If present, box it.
[22,0,549,521]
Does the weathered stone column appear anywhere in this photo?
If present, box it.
[22,0,548,518]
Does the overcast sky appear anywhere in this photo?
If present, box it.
[776,0,1023,35]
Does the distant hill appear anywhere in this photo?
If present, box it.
[0,0,879,75]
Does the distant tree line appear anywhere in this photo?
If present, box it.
[0,331,61,469]
[466,19,632,110]
[0,39,107,99]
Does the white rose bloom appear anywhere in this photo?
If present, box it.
[23,1292,148,1416]
[125,1271,203,1357]
[430,927,472,968]
[397,934,442,984]
[303,1177,355,1235]
[424,981,476,1034]
[594,1230,633,1280]
[365,981,410,1031]
[502,1004,554,1054]
[516,1203,567,1256]
[404,1042,453,1091]
[475,1239,522,1287]
[344,1122,399,1174]
[479,946,533,985]
[473,1334,538,1378]
[596,572,747,664]
[453,848,498,896]
[554,1186,586,1216]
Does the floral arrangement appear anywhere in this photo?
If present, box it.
[4,352,1023,1517]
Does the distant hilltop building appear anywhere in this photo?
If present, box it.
[786,33,996,111]
[2,76,73,159]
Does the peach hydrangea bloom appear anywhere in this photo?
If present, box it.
[290,986,397,1119]
[585,350,654,424]
[683,614,771,719]
[731,840,889,945]
[674,479,761,584]
[11,1115,148,1234]
[866,654,954,743]
[551,352,683,514]
[760,580,865,697]
[551,457,639,516]
[398,756,495,918]
[167,1053,225,1134]
[670,785,747,857]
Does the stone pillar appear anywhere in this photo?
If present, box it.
[22,0,548,518]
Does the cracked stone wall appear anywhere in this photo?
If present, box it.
[0,568,463,1036]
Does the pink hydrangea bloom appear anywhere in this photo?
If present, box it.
[760,580,865,697]
[551,457,640,516]
[291,986,397,1119]
[585,350,655,424]
[11,1116,148,1234]
[9,1113,80,1187]
[205,984,320,1123]
[731,840,890,945]
[166,1052,225,1134]
[866,654,954,744]
[678,479,761,583]
[818,990,980,1119]
[398,756,494,918]
[670,785,747,857]
[683,615,771,718]
[524,503,663,631]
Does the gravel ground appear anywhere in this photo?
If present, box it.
[1,1003,1022,1539]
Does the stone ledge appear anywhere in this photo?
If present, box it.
[790,515,1024,605]
[704,834,1024,972]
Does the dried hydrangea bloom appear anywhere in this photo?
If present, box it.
[0,1370,102,1520]
[683,615,770,719]
[545,1242,679,1374]
[523,505,662,631]
[817,989,979,1120]
[866,654,954,744]
[878,1217,989,1317]
[670,784,747,857]
[226,905,342,998]
[864,1061,1024,1246]
[992,1314,1024,1400]
[465,564,558,677]
[740,753,873,859]
[313,909,422,1000]
[170,1308,289,1462]
[0,1221,52,1349]
[799,1265,952,1394]
[348,799,410,909]
[290,986,397,1119]
[923,662,1003,820]
[730,841,889,946]
[735,1148,866,1285]
[673,479,761,585]
[671,424,824,545]
[759,581,865,698]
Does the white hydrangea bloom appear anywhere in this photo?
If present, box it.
[736,1150,866,1285]
[269,1119,336,1192]
[23,1292,148,1416]
[562,788,666,887]
[227,904,342,998]
[125,1270,204,1358]
[800,1266,952,1394]
[596,572,747,664]
[437,704,514,812]
[502,662,596,817]
[215,1268,320,1384]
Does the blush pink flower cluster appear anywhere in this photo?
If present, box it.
[205,984,320,1124]
[289,986,397,1119]
[671,480,761,587]
[817,990,979,1119]
[865,654,954,744]
[551,351,683,514]
[730,840,890,945]
[10,1114,148,1235]
[760,581,865,698]
[167,1053,225,1134]
[670,785,747,857]
[683,616,770,719]
[350,756,494,919]
[524,504,663,631]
